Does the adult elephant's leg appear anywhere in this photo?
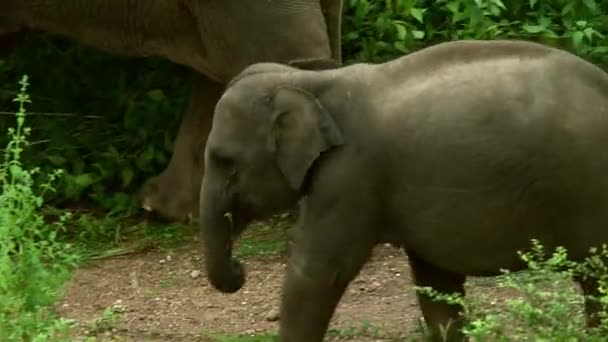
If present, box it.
[140,72,222,221]
[407,253,467,342]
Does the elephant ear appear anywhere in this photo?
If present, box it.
[270,86,343,191]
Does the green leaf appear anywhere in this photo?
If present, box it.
[446,1,460,14]
[136,145,156,170]
[492,0,506,10]
[591,46,608,54]
[561,2,574,16]
[47,155,67,166]
[146,89,165,102]
[393,41,409,53]
[395,23,407,41]
[9,164,21,178]
[572,31,585,47]
[584,27,596,42]
[541,29,559,39]
[412,30,425,39]
[120,167,134,188]
[409,7,425,24]
[72,173,96,188]
[355,0,370,20]
[343,31,359,41]
[522,24,545,34]
[582,0,598,11]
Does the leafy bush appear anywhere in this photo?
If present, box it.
[0,36,189,213]
[0,76,80,341]
[342,0,608,63]
[417,240,608,340]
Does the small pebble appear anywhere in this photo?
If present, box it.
[190,270,201,279]
[265,309,280,322]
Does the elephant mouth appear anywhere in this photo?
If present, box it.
[228,196,254,239]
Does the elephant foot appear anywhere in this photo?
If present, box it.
[139,73,220,223]
[139,168,201,223]
[407,253,467,342]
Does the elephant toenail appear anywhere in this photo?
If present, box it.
[142,198,153,212]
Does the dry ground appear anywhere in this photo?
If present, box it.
[54,223,586,342]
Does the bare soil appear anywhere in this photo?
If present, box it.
[54,228,584,342]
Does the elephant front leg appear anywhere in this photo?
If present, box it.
[407,253,467,342]
[140,72,223,222]
[278,209,376,341]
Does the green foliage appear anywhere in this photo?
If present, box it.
[0,35,189,213]
[416,239,608,340]
[0,76,80,341]
[342,0,608,63]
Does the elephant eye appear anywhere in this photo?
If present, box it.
[210,150,235,169]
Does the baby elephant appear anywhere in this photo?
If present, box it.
[199,39,608,341]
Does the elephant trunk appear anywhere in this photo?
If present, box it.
[199,177,245,293]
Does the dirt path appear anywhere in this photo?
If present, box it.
[56,241,420,341]
[54,233,585,341]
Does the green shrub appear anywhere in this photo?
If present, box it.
[342,0,608,63]
[417,239,608,340]
[0,76,80,341]
[0,37,189,213]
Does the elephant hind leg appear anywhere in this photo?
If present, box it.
[407,253,467,342]
[140,72,222,222]
[575,275,605,329]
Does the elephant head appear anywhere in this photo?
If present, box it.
[200,63,344,292]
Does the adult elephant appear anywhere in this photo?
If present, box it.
[0,1,343,221]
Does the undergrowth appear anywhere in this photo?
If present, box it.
[417,240,608,341]
[0,76,80,341]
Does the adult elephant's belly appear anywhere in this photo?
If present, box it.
[394,170,608,276]
[23,5,212,77]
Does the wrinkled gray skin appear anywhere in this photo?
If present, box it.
[201,39,608,341]
[0,0,343,221]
